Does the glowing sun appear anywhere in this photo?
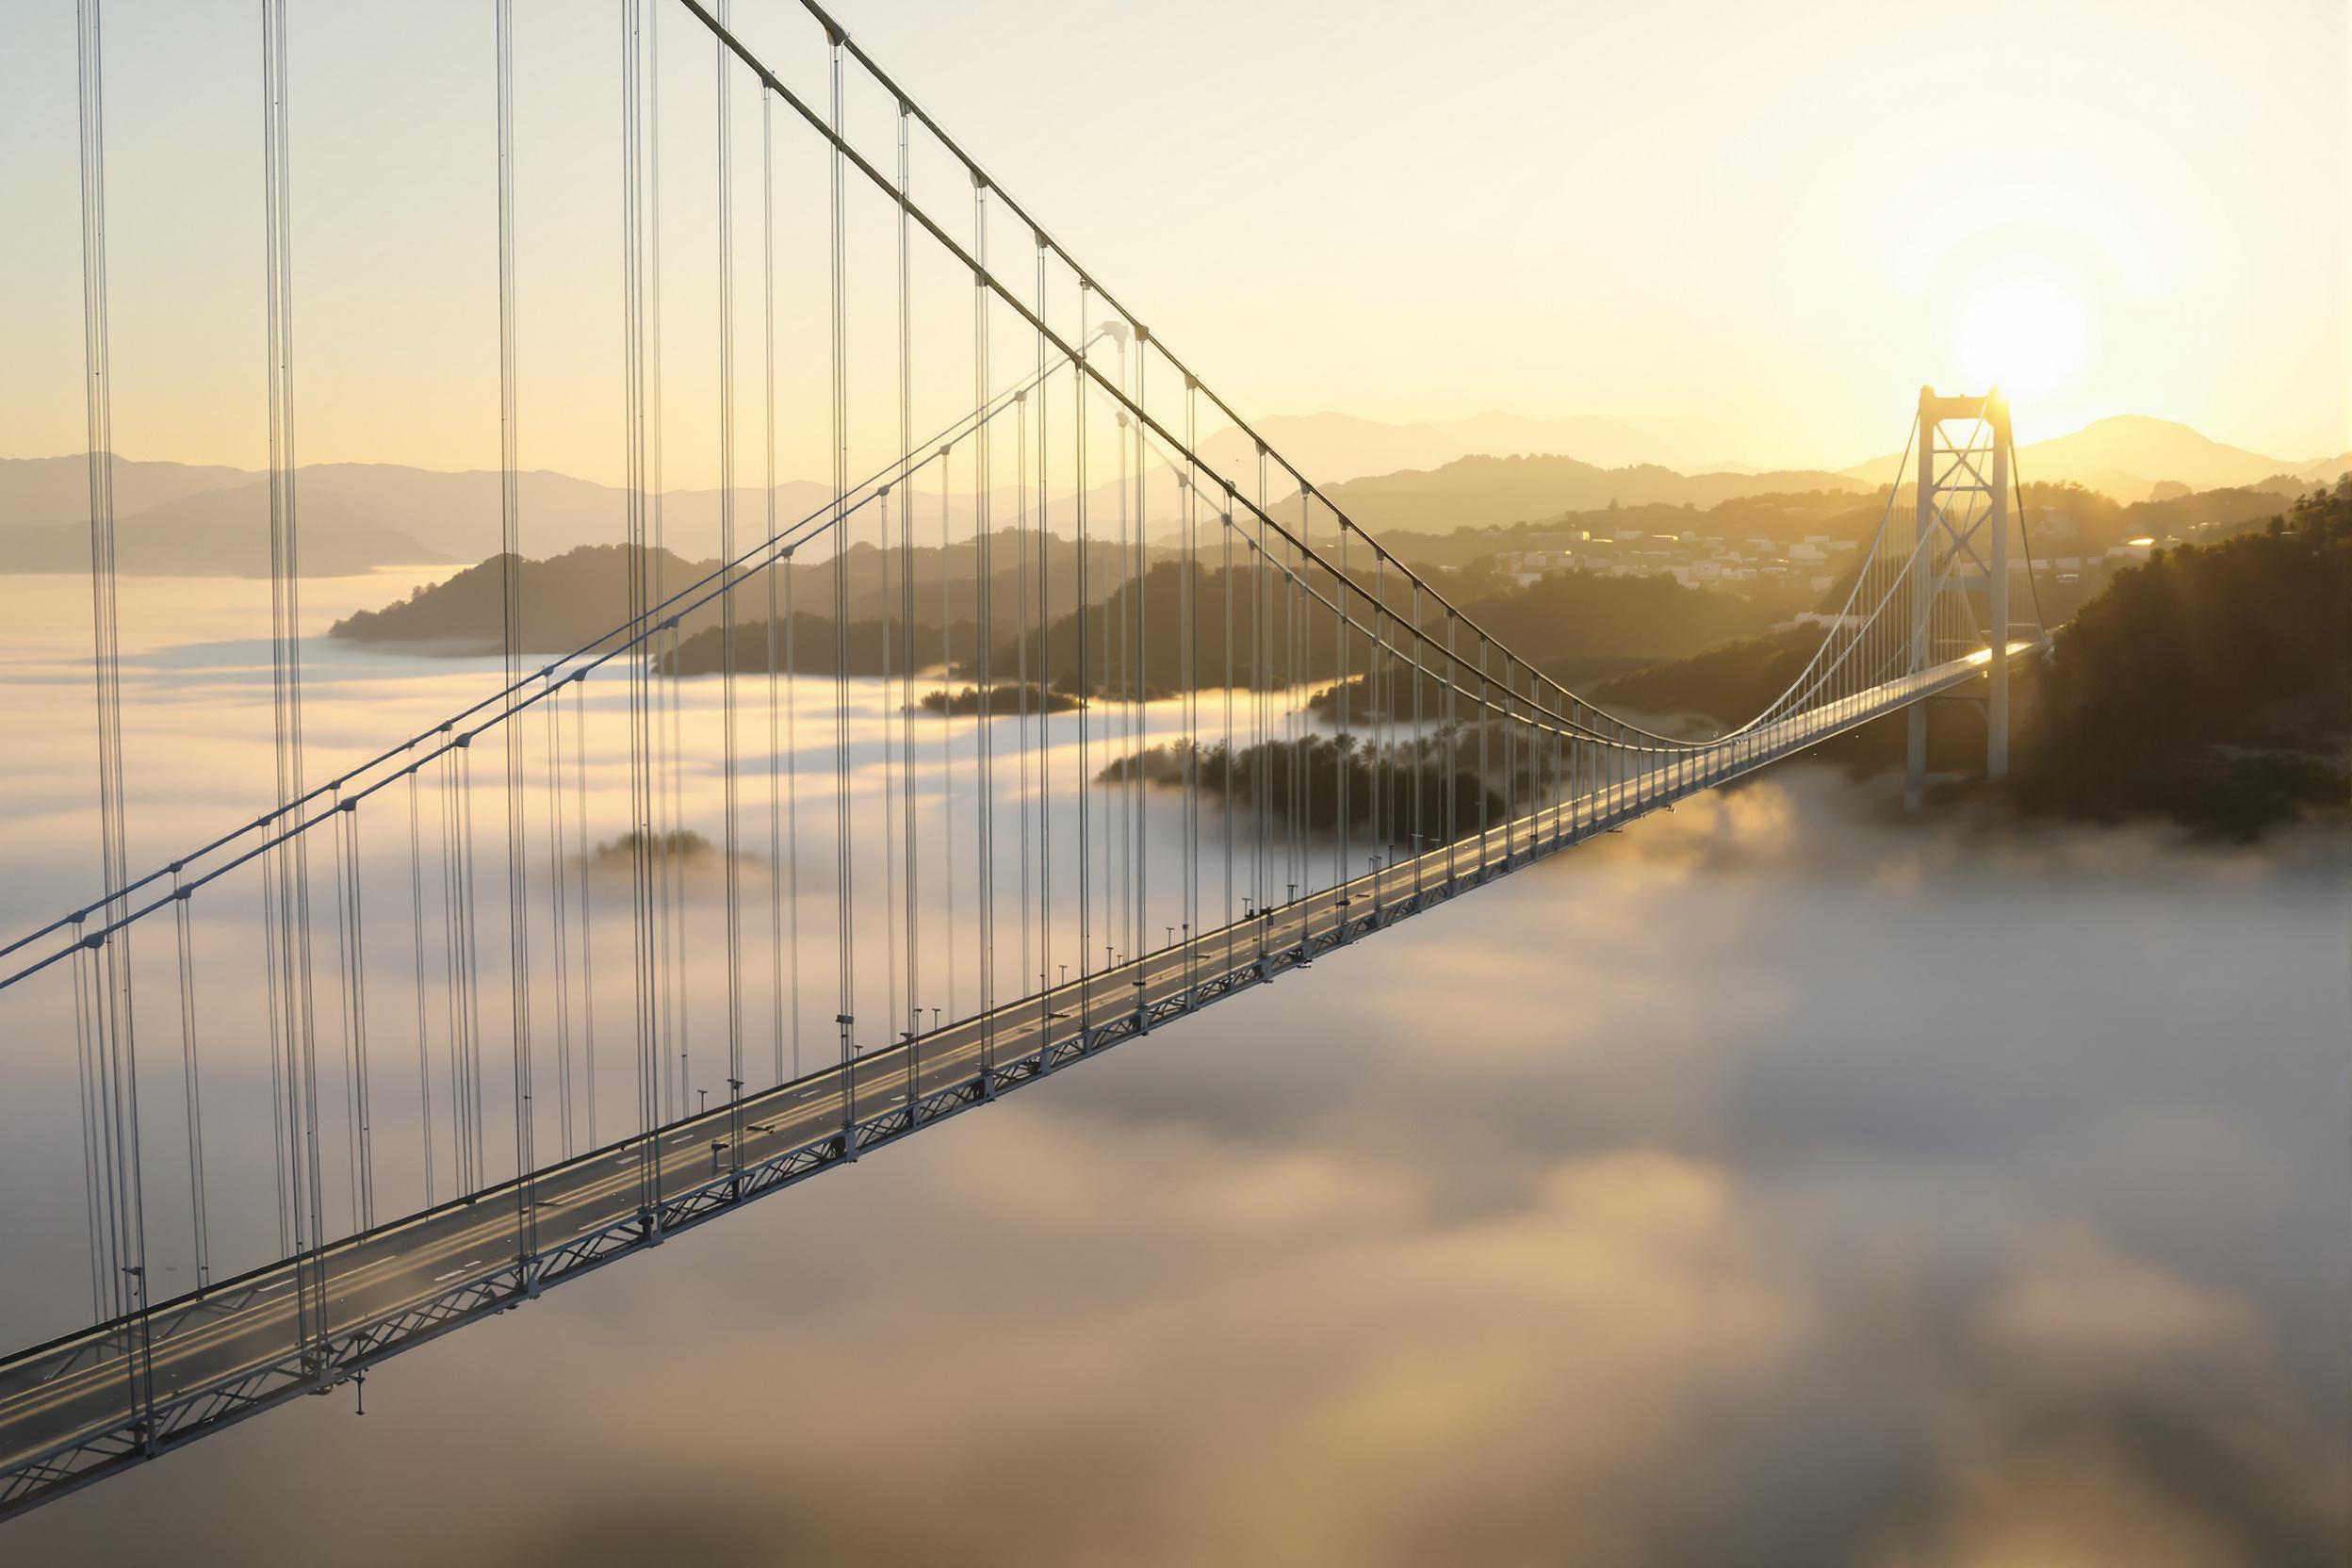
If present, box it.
[1952,273,2092,405]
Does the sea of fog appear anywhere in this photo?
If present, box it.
[0,569,2345,1565]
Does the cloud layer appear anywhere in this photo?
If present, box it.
[10,767,2348,1566]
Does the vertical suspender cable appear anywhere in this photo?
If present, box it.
[972,178,995,1079]
[713,0,743,1170]
[1107,367,1123,969]
[780,553,800,1081]
[574,677,597,1141]
[877,483,899,1056]
[826,34,856,1148]
[925,449,949,1020]
[1252,451,1266,942]
[926,447,945,1024]
[761,86,790,1090]
[875,112,904,1079]
[764,86,786,1088]
[621,0,661,1217]
[545,684,574,1160]
[493,0,537,1267]
[1074,284,1091,1032]
[1014,388,1031,1006]
[1511,660,1524,853]
[171,867,209,1286]
[69,923,108,1318]
[1286,531,1300,911]
[1183,381,1199,988]
[1133,341,1147,969]
[546,681,574,1161]
[259,882,289,1257]
[1372,551,1384,906]
[437,747,466,1193]
[1128,338,1144,970]
[896,122,919,1056]
[339,796,374,1228]
[65,919,92,1311]
[74,1,153,1385]
[329,789,358,1225]
[646,0,671,1128]
[258,0,299,1269]
[1477,642,1490,857]
[1221,490,1233,972]
[1336,517,1348,900]
[1033,240,1052,1015]
[1444,613,1456,882]
[405,765,435,1206]
[649,0,687,1129]
[459,741,487,1191]
[261,0,328,1372]
[1401,580,1420,893]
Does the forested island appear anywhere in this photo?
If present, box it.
[331,531,1802,695]
[329,466,2345,836]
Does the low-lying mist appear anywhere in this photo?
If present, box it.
[10,766,2344,1566]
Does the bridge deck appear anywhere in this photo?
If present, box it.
[0,647,2029,1517]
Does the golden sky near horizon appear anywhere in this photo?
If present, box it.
[2,0,2345,487]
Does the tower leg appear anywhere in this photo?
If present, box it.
[1986,643,2009,781]
[1908,384,1936,815]
[1904,703,1927,813]
[1986,398,2012,782]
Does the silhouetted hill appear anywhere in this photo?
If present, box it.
[333,545,709,652]
[2014,477,2350,833]
[963,550,1791,706]
[1592,478,2352,835]
[337,517,1805,701]
[334,532,1150,662]
[1591,629,1827,737]
[2018,416,2301,496]
[2018,478,2324,555]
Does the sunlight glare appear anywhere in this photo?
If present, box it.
[1952,272,2092,405]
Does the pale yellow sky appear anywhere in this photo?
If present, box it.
[4,0,2345,488]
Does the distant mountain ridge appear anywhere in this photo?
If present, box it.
[1839,415,2343,502]
[0,454,834,578]
[8,412,2340,575]
[1315,452,1871,535]
[1195,410,1689,484]
[0,483,446,577]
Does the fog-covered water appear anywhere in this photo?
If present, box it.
[3,571,2346,1564]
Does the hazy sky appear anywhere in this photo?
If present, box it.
[4,0,2346,486]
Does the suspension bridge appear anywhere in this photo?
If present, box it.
[1,0,2049,1520]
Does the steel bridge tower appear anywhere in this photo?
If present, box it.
[1905,386,2012,811]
